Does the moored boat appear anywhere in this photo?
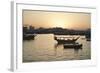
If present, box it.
[54,36,79,44]
[23,34,35,40]
[64,43,82,49]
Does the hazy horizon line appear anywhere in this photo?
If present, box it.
[23,25,90,30]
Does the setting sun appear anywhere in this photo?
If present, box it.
[51,18,66,28]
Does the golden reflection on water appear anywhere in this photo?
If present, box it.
[23,34,91,62]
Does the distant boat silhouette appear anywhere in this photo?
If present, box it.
[23,34,35,40]
[64,43,82,49]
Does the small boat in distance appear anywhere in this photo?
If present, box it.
[64,43,82,49]
[54,36,79,44]
[23,34,36,40]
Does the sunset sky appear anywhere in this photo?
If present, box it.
[23,10,91,30]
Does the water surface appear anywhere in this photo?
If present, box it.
[23,34,91,62]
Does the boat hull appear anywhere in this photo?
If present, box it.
[23,34,35,40]
[57,40,76,44]
[64,43,82,49]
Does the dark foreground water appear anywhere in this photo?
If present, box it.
[23,34,91,62]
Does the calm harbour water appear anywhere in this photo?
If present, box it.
[23,34,91,62]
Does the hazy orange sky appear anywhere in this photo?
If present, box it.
[23,10,91,30]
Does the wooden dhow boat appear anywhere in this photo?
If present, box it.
[54,36,79,44]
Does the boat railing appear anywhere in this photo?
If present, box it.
[54,36,80,40]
